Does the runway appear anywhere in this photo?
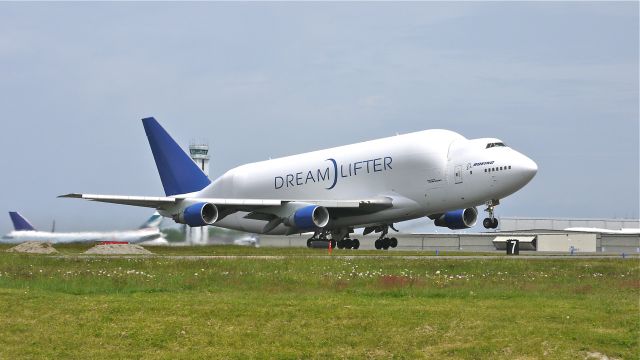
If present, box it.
[65,254,638,260]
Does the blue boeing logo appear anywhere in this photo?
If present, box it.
[274,156,393,190]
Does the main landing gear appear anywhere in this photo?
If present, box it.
[336,237,360,250]
[334,228,360,249]
[370,224,398,250]
[306,230,336,248]
[374,237,398,250]
[306,229,360,249]
[483,199,500,229]
[306,224,399,250]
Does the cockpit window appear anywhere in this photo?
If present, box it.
[486,142,506,149]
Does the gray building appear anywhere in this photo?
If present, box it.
[498,217,639,232]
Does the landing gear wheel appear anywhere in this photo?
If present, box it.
[374,239,382,250]
[382,238,390,250]
[352,239,360,249]
[483,199,500,229]
[389,237,398,248]
[306,238,313,248]
[337,240,345,249]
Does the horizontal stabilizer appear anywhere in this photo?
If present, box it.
[9,212,36,231]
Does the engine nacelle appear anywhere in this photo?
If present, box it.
[434,207,478,230]
[174,202,218,227]
[285,205,329,230]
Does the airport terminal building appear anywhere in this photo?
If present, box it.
[497,217,639,232]
[258,217,640,254]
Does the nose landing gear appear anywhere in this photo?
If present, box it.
[483,199,500,229]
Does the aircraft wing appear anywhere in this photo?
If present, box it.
[59,194,179,208]
[59,193,393,212]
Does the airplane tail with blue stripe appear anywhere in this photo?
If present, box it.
[139,212,163,229]
[9,212,36,231]
[142,117,212,196]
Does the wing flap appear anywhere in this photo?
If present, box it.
[191,198,284,207]
[281,198,393,209]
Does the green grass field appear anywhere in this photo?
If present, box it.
[0,246,637,359]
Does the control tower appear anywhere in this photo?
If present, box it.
[186,143,210,245]
[189,144,210,175]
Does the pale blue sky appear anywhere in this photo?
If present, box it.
[0,2,637,233]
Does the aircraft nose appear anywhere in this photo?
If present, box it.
[519,155,538,183]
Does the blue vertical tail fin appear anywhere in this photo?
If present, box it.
[9,212,36,231]
[142,117,212,196]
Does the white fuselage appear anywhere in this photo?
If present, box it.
[1,228,164,244]
[179,129,537,234]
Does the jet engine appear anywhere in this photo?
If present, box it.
[434,207,478,230]
[173,202,218,227]
[284,205,329,230]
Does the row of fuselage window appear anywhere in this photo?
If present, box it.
[485,165,511,173]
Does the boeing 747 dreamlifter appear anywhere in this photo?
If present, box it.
[62,117,537,250]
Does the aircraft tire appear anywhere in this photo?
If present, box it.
[307,238,313,248]
[390,237,398,248]
[374,239,382,250]
[352,239,360,249]
[347,239,353,249]
[492,218,499,229]
[483,218,492,229]
[337,240,345,249]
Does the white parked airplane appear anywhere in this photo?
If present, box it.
[1,211,168,245]
[62,117,537,250]
[232,234,260,247]
[564,227,640,235]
